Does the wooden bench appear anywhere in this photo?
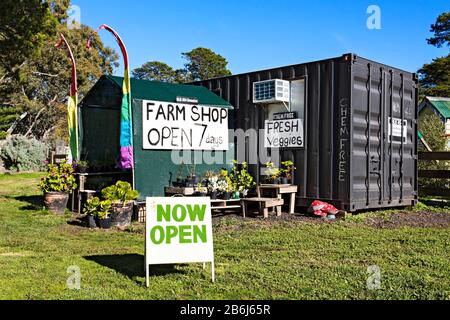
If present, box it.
[242,198,284,218]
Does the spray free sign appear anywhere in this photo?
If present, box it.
[142,100,229,151]
[145,197,214,284]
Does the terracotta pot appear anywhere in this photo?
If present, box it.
[110,202,134,228]
[44,192,69,215]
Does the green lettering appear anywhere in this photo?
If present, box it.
[166,226,178,244]
[157,204,171,222]
[172,204,187,222]
[179,225,192,244]
[150,226,164,244]
[193,225,207,243]
[187,204,206,221]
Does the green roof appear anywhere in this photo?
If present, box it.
[106,75,232,109]
[420,97,450,119]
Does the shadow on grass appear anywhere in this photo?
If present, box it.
[84,254,186,282]
[14,195,44,211]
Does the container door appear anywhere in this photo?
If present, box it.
[351,63,416,210]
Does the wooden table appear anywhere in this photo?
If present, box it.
[256,184,298,214]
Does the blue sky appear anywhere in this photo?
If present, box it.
[73,0,449,75]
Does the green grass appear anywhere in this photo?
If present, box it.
[0,173,449,300]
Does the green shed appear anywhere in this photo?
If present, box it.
[79,75,234,200]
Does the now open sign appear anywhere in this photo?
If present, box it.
[145,197,215,286]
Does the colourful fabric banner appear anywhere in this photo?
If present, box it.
[55,34,79,163]
[87,25,134,169]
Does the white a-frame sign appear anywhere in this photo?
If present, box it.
[145,197,215,287]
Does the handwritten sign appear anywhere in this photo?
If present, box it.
[265,118,304,148]
[142,100,229,150]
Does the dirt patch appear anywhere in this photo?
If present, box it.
[361,211,450,229]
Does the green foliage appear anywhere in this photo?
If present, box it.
[228,161,256,195]
[83,197,111,219]
[0,135,48,171]
[419,12,450,97]
[132,61,184,83]
[418,55,450,97]
[418,113,450,191]
[39,162,76,193]
[418,112,447,151]
[427,12,450,48]
[265,162,281,181]
[0,1,119,142]
[182,47,232,81]
[101,181,139,204]
[281,160,296,179]
[133,47,232,83]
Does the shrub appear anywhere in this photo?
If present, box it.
[39,162,77,193]
[84,197,111,219]
[101,181,139,205]
[0,135,48,172]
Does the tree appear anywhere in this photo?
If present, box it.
[0,0,57,85]
[418,112,450,192]
[418,12,450,97]
[182,47,232,81]
[132,61,179,82]
[0,1,119,141]
[427,12,450,48]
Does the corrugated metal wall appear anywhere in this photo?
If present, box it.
[196,54,418,211]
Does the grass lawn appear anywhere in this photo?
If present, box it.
[0,173,449,300]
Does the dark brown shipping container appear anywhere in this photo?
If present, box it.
[195,53,418,212]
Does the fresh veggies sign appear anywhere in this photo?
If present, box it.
[265,114,304,148]
[145,197,215,286]
[142,100,229,151]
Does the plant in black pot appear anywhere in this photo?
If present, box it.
[83,197,112,229]
[101,181,139,229]
[195,183,208,196]
[39,162,77,215]
[217,170,233,200]
[75,160,89,174]
[264,162,281,184]
[281,160,296,185]
[206,172,219,199]
[229,161,256,198]
[186,164,198,187]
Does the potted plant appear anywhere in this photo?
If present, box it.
[195,183,208,196]
[101,181,139,228]
[94,199,112,229]
[186,164,198,187]
[83,197,99,228]
[75,160,89,174]
[173,162,186,187]
[39,162,77,215]
[229,161,256,198]
[206,173,219,199]
[264,162,281,184]
[217,169,233,200]
[281,160,296,185]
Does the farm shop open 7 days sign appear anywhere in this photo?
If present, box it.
[145,197,215,286]
[142,100,229,151]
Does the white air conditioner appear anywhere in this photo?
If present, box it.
[253,79,290,104]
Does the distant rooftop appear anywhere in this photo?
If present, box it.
[419,96,450,119]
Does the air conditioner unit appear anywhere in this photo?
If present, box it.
[253,79,290,104]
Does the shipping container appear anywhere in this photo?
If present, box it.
[195,53,419,212]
